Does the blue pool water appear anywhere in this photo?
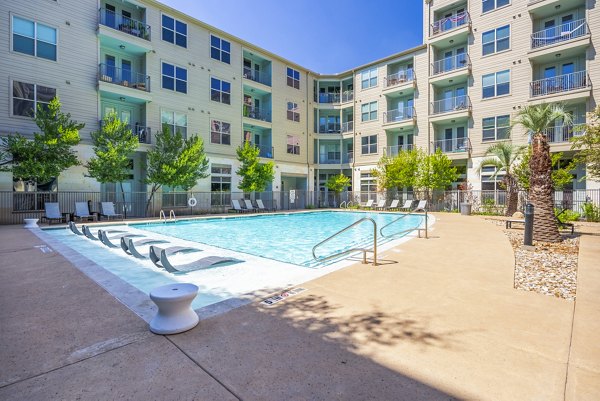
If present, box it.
[133,211,424,267]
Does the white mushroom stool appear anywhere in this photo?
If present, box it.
[149,283,199,335]
[23,218,39,228]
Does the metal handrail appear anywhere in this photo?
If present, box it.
[380,209,428,239]
[169,210,176,221]
[312,217,378,266]
[339,201,347,208]
[159,210,166,222]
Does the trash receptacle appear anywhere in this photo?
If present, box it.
[460,203,472,215]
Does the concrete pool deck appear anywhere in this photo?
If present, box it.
[0,213,599,400]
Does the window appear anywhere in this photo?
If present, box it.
[12,16,57,61]
[360,172,376,201]
[210,35,230,64]
[210,78,231,104]
[482,25,510,56]
[287,135,300,155]
[482,0,510,13]
[210,119,231,145]
[12,81,56,117]
[161,110,187,138]
[287,102,300,122]
[481,166,505,191]
[361,101,378,122]
[161,14,187,48]
[361,67,378,89]
[482,115,510,141]
[287,67,300,89]
[211,164,232,206]
[161,62,187,93]
[482,70,510,98]
[361,135,378,155]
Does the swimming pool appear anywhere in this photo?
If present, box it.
[133,211,424,267]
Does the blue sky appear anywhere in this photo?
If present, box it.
[160,0,424,74]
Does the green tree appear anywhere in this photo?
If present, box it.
[572,106,600,180]
[144,125,209,214]
[478,142,526,216]
[236,141,275,193]
[373,149,420,191]
[85,112,138,204]
[415,149,459,202]
[0,97,83,185]
[511,104,571,242]
[325,173,351,205]
[515,149,576,192]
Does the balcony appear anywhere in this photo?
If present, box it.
[255,144,274,159]
[531,19,589,50]
[385,144,414,157]
[99,8,150,41]
[99,64,150,92]
[529,71,590,98]
[243,67,271,87]
[318,154,341,164]
[430,12,470,38]
[100,121,151,144]
[317,90,354,105]
[243,105,271,123]
[341,121,354,133]
[430,95,471,115]
[434,137,471,154]
[317,123,341,134]
[343,151,353,164]
[383,107,415,125]
[384,70,414,89]
[543,123,586,144]
[431,53,470,76]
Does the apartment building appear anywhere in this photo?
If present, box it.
[0,0,598,206]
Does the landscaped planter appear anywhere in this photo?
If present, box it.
[460,203,472,215]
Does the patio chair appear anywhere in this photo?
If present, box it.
[100,202,123,220]
[229,199,246,213]
[413,200,428,212]
[74,202,97,222]
[121,237,169,258]
[361,199,374,209]
[149,245,202,267]
[374,199,387,210]
[98,230,144,248]
[68,221,84,235]
[385,200,400,211]
[41,202,66,224]
[159,249,241,273]
[399,200,413,211]
[243,199,258,213]
[256,199,275,212]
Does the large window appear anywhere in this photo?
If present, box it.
[482,0,510,13]
[12,16,57,61]
[482,25,510,56]
[210,119,231,145]
[210,78,231,105]
[12,81,56,117]
[211,164,232,206]
[287,102,300,122]
[361,135,378,155]
[481,166,505,190]
[287,135,300,155]
[482,115,510,142]
[161,14,187,48]
[482,70,510,99]
[161,62,187,93]
[361,67,378,89]
[361,101,378,122]
[161,110,187,138]
[210,35,230,64]
[360,172,377,201]
[287,67,300,89]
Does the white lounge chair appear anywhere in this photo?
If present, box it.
[399,200,413,211]
[413,200,427,212]
[98,230,144,248]
[42,202,66,224]
[159,249,241,273]
[385,200,400,211]
[122,237,169,258]
[374,199,386,210]
[256,199,274,212]
[100,202,123,220]
[230,199,246,213]
[68,221,84,235]
[243,199,258,213]
[74,202,97,222]
[149,245,202,267]
[361,199,374,209]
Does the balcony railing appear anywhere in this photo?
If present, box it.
[341,121,354,133]
[531,19,589,49]
[431,53,470,76]
[434,137,470,153]
[255,144,274,159]
[430,12,470,37]
[384,69,414,88]
[430,95,471,115]
[243,105,271,122]
[543,123,586,143]
[243,67,271,86]
[530,71,590,97]
[341,90,354,103]
[100,121,152,144]
[385,144,414,157]
[99,64,150,92]
[318,154,341,164]
[99,8,151,40]
[317,90,353,104]
[318,123,341,134]
[383,107,415,124]
[343,151,353,164]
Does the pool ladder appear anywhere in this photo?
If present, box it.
[159,209,176,223]
[312,217,378,266]
[339,201,354,209]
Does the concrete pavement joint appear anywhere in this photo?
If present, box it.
[564,300,577,401]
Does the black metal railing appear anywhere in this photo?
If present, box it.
[99,8,151,40]
[99,63,150,92]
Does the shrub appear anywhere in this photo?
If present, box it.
[582,202,600,222]
[554,208,580,223]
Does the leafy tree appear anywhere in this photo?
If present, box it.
[325,173,351,205]
[572,106,600,180]
[415,149,459,202]
[85,112,138,204]
[236,141,275,193]
[0,97,83,185]
[511,103,571,242]
[515,149,576,191]
[373,149,420,191]
[478,142,526,216]
[144,125,209,214]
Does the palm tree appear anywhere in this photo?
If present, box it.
[511,104,571,242]
[478,142,526,217]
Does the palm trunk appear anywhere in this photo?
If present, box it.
[504,176,518,217]
[529,132,561,242]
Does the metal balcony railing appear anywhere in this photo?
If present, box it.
[384,69,414,88]
[543,123,586,143]
[243,67,271,86]
[243,105,271,122]
[341,121,354,133]
[343,151,353,164]
[434,137,470,153]
[430,95,471,115]
[385,144,414,157]
[99,8,151,40]
[430,11,470,37]
[431,53,470,76]
[318,123,341,134]
[318,90,354,104]
[530,71,590,97]
[531,19,588,49]
[341,90,354,103]
[99,121,152,144]
[98,64,150,92]
[383,107,415,124]
[318,154,341,164]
